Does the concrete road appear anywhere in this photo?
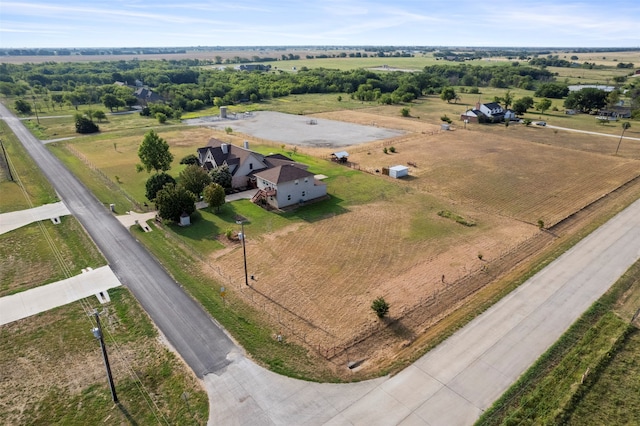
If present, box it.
[0,103,238,378]
[203,195,640,425]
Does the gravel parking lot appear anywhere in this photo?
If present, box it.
[185,110,404,147]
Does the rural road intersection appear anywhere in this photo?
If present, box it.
[3,102,640,425]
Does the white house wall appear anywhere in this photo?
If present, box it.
[257,176,326,209]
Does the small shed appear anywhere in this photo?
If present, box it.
[331,151,349,163]
[179,212,191,227]
[389,165,409,179]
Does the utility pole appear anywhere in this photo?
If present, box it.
[31,94,40,125]
[236,219,249,286]
[92,310,118,403]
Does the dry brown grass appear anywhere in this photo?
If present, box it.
[197,108,640,371]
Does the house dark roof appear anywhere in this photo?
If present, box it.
[264,154,307,170]
[198,139,255,174]
[483,102,502,110]
[134,87,163,102]
[254,164,315,184]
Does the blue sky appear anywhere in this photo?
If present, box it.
[1,0,638,48]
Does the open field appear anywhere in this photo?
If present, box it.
[48,103,639,373]
[0,288,208,425]
[0,218,105,297]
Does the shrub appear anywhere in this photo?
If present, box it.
[371,297,390,319]
[383,147,388,154]
[400,107,410,117]
[74,114,99,134]
[156,112,167,124]
[180,154,199,166]
[389,146,396,153]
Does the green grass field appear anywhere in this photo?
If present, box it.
[0,288,208,425]
[0,121,58,212]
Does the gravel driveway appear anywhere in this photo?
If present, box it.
[184,110,404,147]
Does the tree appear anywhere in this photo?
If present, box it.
[371,297,390,319]
[534,83,569,99]
[145,172,176,201]
[563,88,607,113]
[155,183,196,223]
[503,90,513,109]
[440,86,457,103]
[102,93,124,112]
[14,98,32,114]
[179,164,211,197]
[535,98,552,115]
[74,114,99,134]
[615,122,631,155]
[203,182,226,213]
[93,110,107,122]
[137,130,173,173]
[209,165,232,190]
[512,96,534,115]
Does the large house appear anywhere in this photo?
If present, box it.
[252,164,327,209]
[197,139,306,189]
[461,102,506,123]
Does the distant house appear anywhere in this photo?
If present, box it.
[197,139,306,189]
[134,87,163,105]
[478,102,505,119]
[461,102,506,123]
[252,164,327,209]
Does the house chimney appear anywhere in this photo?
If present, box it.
[221,143,228,154]
[475,102,481,111]
[243,140,249,150]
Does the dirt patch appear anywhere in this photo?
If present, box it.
[195,108,640,377]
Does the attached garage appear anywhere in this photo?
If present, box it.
[389,165,409,179]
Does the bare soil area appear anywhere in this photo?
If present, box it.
[196,109,640,374]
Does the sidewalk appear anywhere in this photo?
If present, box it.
[0,266,122,325]
[0,201,70,235]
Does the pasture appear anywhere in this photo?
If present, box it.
[55,104,639,371]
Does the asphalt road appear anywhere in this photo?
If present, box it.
[0,103,237,378]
